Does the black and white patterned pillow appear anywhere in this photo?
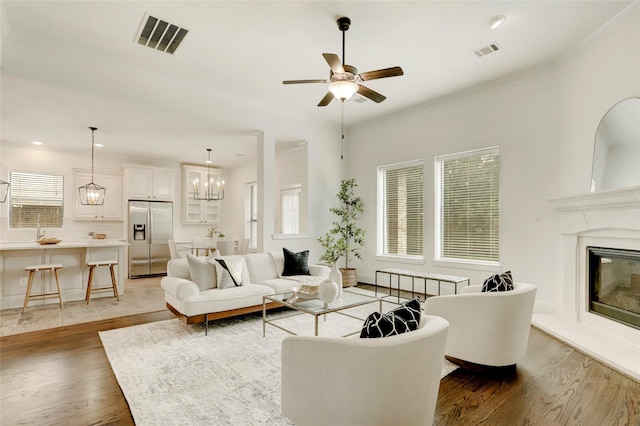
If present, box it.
[360,298,422,338]
[214,259,243,289]
[482,270,514,292]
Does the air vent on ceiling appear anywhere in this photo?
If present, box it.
[473,42,502,58]
[351,95,368,103]
[136,14,188,54]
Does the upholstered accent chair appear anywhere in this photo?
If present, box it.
[281,315,449,426]
[424,282,537,369]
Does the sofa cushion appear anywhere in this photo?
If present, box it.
[168,284,275,317]
[360,298,422,338]
[245,252,280,283]
[167,259,191,280]
[282,248,310,276]
[185,254,218,291]
[482,271,514,292]
[214,258,243,289]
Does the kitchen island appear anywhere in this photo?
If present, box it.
[0,240,128,310]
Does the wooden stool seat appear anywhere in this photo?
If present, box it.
[22,263,64,313]
[85,260,120,304]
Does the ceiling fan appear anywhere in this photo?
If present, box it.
[283,17,404,106]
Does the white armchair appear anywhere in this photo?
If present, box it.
[281,315,449,426]
[424,282,537,368]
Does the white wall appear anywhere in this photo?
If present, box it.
[223,162,257,243]
[345,7,640,312]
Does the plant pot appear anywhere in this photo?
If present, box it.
[340,268,357,287]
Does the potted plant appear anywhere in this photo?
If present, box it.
[318,178,365,287]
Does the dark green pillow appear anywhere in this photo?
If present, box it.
[282,248,310,276]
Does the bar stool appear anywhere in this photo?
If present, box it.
[85,260,120,304]
[22,264,64,313]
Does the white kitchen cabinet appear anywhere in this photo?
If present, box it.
[123,166,175,201]
[181,165,221,224]
[73,169,123,220]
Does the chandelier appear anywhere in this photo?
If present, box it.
[193,148,224,201]
[78,127,106,205]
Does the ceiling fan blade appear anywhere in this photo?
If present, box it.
[322,53,345,74]
[283,79,328,85]
[359,66,404,81]
[358,85,386,103]
[317,92,334,107]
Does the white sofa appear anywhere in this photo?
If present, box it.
[281,315,449,426]
[161,252,330,331]
[424,282,537,368]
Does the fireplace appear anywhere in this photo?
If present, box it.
[544,187,640,380]
[588,247,640,330]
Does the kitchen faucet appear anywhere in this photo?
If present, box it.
[36,214,45,241]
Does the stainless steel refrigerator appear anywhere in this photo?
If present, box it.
[128,201,173,277]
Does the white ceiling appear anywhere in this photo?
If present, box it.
[0,0,634,167]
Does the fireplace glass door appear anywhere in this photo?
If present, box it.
[588,247,640,330]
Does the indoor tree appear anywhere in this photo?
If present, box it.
[318,178,365,286]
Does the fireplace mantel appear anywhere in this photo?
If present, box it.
[550,186,640,211]
[549,186,640,237]
[533,186,640,381]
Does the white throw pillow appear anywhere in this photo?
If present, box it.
[186,254,218,291]
[269,251,285,277]
[214,258,244,289]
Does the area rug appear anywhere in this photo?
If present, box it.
[99,303,458,426]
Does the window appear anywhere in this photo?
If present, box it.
[245,182,258,249]
[280,185,301,234]
[10,171,64,228]
[378,160,424,258]
[435,147,500,264]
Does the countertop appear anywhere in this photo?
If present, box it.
[0,239,128,251]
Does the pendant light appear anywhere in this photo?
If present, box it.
[78,127,106,205]
[193,148,225,201]
[0,179,8,203]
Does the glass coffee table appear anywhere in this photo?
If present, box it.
[262,289,382,337]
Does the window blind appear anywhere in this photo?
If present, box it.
[10,171,64,228]
[379,161,424,257]
[436,148,499,263]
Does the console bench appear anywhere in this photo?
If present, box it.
[375,268,470,303]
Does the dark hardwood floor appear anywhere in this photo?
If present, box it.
[1,300,638,425]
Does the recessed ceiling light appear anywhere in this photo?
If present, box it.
[94,143,104,147]
[487,15,506,30]
[32,141,43,145]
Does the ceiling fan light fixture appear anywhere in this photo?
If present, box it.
[329,81,358,101]
[487,15,506,30]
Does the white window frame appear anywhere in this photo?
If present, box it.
[9,170,64,228]
[434,146,500,267]
[377,160,424,262]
